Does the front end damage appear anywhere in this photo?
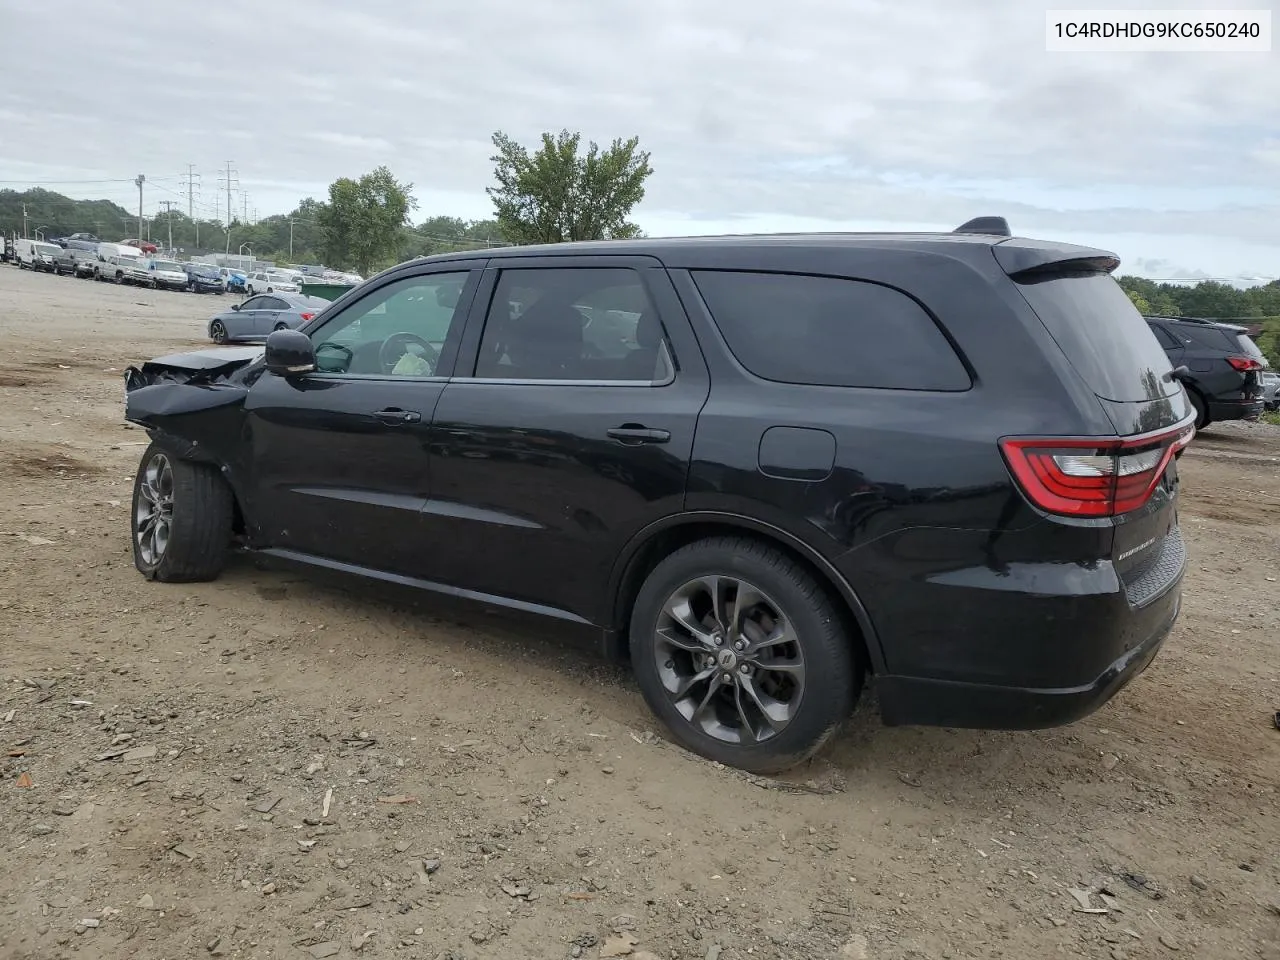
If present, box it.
[123,347,262,530]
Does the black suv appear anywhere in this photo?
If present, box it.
[1144,315,1267,428]
[122,219,1193,773]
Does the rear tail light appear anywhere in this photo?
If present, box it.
[1001,422,1194,517]
[299,312,315,321]
[1227,356,1262,372]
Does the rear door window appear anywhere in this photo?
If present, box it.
[1013,271,1177,402]
[689,271,970,391]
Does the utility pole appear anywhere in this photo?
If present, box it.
[242,192,249,225]
[159,201,176,252]
[185,164,201,249]
[21,203,28,239]
[219,161,239,257]
[135,174,145,244]
[289,218,295,258]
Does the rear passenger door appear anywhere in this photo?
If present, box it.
[422,256,710,625]
[1149,323,1186,367]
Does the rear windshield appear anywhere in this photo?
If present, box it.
[1230,329,1267,363]
[1014,271,1177,403]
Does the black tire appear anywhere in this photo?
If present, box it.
[130,443,234,583]
[247,285,256,296]
[1189,390,1210,430]
[210,320,229,344]
[629,536,861,774]
[274,321,288,331]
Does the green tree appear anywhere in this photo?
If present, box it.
[486,129,653,244]
[1125,289,1152,314]
[319,166,417,275]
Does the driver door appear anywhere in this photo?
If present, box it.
[242,264,483,575]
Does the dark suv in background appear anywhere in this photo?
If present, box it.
[1145,315,1267,428]
[122,218,1193,773]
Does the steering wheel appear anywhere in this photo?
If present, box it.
[379,332,439,374]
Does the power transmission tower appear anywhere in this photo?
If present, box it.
[135,174,145,244]
[242,192,249,225]
[159,201,176,252]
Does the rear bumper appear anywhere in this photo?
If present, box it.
[1208,397,1264,420]
[868,521,1185,730]
[877,587,1178,728]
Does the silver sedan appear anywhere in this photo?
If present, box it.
[207,293,330,344]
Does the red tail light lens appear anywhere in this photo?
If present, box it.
[299,312,315,321]
[1001,423,1194,517]
[1226,356,1262,372]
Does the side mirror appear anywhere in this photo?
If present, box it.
[265,329,316,377]
[231,303,240,311]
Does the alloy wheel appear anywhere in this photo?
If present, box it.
[210,320,228,343]
[135,453,174,566]
[653,576,805,745]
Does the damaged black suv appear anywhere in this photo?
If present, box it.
[124,219,1193,773]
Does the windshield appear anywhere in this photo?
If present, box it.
[153,260,182,272]
[191,265,218,276]
[34,243,59,256]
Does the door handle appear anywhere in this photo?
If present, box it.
[373,408,421,425]
[607,425,671,444]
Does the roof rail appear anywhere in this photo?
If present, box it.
[953,216,1011,237]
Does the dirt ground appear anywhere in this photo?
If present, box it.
[1,264,1278,960]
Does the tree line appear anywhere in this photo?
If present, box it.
[0,129,652,276]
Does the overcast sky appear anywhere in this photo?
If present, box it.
[1,0,1276,279]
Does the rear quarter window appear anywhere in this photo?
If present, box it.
[689,271,971,391]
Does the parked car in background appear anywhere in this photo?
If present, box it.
[143,258,189,290]
[1145,315,1266,428]
[206,292,328,343]
[184,262,226,293]
[122,219,1195,773]
[120,237,159,254]
[54,245,98,277]
[1261,370,1280,411]
[14,239,60,271]
[220,268,248,293]
[95,254,148,284]
[246,271,300,295]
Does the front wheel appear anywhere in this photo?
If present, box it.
[210,320,229,344]
[131,444,234,582]
[629,537,861,774]
[246,285,255,296]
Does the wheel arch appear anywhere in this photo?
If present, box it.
[606,511,884,674]
[143,430,248,537]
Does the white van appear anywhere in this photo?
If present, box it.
[91,242,145,282]
[15,239,60,272]
[96,242,143,261]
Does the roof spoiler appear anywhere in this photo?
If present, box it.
[992,237,1120,278]
[953,216,1011,237]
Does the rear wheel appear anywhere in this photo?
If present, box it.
[629,537,861,774]
[131,444,233,582]
[273,321,288,331]
[1189,390,1210,430]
